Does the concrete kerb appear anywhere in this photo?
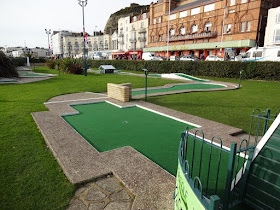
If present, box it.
[32,87,246,209]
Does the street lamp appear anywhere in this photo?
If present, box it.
[45,29,51,57]
[143,69,149,101]
[78,0,88,76]
[166,0,171,60]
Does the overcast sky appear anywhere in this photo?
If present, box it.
[0,0,153,48]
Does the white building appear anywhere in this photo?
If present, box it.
[111,31,118,51]
[129,12,149,51]
[264,6,280,47]
[51,31,73,55]
[118,16,130,51]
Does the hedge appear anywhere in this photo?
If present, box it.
[11,57,46,66]
[87,60,280,81]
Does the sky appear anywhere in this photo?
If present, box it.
[0,0,153,48]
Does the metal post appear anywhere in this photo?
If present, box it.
[238,70,243,89]
[223,143,237,210]
[220,6,227,56]
[45,29,51,57]
[143,69,149,101]
[166,0,171,60]
[78,0,88,76]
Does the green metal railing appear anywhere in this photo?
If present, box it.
[177,108,279,210]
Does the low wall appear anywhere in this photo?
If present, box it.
[107,83,132,102]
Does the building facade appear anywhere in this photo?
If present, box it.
[118,16,131,51]
[145,0,280,58]
[264,6,280,46]
[129,12,149,51]
[51,31,73,55]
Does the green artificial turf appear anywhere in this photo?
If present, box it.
[132,83,225,96]
[148,74,161,78]
[0,66,179,209]
[63,102,196,175]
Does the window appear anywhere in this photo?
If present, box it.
[170,28,175,36]
[204,22,212,31]
[142,13,147,19]
[126,34,128,42]
[246,21,251,31]
[126,27,128,32]
[159,34,163,41]
[204,3,215,12]
[191,24,198,33]
[241,22,246,32]
[179,11,187,18]
[230,0,235,6]
[253,51,262,57]
[241,0,247,3]
[170,14,176,20]
[229,9,235,13]
[132,25,135,30]
[274,29,280,42]
[141,22,144,28]
[276,13,280,24]
[153,18,156,24]
[158,17,161,23]
[277,51,280,57]
[191,7,200,16]
[133,16,137,21]
[151,36,154,42]
[227,24,232,33]
[180,27,186,35]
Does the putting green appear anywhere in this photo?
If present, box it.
[148,74,161,78]
[62,102,196,175]
[132,83,225,96]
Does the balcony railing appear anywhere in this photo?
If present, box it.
[138,37,146,42]
[129,38,137,43]
[167,31,217,42]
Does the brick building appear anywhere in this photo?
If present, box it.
[144,0,280,58]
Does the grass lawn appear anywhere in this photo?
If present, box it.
[0,66,180,209]
[148,78,280,134]
[0,66,279,209]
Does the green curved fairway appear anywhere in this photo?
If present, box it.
[63,102,197,175]
[132,83,225,96]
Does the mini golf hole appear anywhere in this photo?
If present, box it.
[123,121,128,124]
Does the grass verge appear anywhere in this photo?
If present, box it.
[0,66,180,209]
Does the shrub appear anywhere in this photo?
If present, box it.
[46,59,57,69]
[59,58,82,73]
[10,57,25,66]
[0,51,19,78]
[68,63,83,75]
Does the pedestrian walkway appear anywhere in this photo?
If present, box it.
[68,174,134,210]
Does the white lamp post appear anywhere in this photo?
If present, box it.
[45,29,51,57]
[78,0,88,76]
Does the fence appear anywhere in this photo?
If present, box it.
[175,108,279,210]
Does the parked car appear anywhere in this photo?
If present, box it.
[180,55,198,61]
[142,52,156,60]
[169,55,179,61]
[205,55,224,61]
[153,56,164,60]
